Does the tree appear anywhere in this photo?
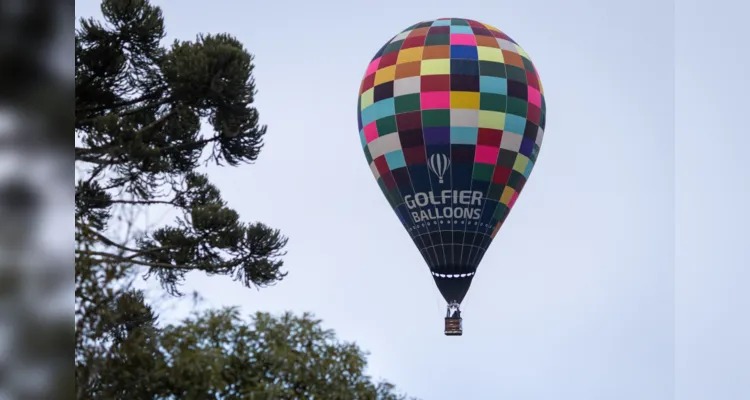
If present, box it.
[75,0,286,295]
[79,303,414,400]
[74,1,416,399]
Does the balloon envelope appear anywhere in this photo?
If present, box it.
[357,18,546,305]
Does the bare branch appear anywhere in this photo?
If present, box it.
[76,221,140,253]
[111,198,175,205]
[75,89,166,114]
[76,249,187,271]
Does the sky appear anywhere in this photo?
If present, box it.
[675,1,749,399]
[73,0,749,399]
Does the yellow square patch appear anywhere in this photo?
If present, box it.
[450,92,480,109]
[478,110,506,129]
[397,47,424,64]
[374,65,396,85]
[420,59,450,75]
[477,47,504,63]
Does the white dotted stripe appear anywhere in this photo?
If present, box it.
[431,272,476,279]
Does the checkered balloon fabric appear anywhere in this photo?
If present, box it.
[357,18,546,304]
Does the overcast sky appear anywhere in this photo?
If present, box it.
[75,0,749,399]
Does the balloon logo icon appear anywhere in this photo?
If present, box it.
[428,154,450,184]
[357,18,546,336]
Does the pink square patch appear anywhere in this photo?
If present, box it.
[420,91,450,109]
[527,86,542,108]
[450,34,477,46]
[474,145,499,164]
[365,58,381,76]
[364,121,379,143]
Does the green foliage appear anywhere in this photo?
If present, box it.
[83,307,414,399]
[75,1,415,399]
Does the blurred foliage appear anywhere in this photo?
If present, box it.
[0,1,72,400]
[0,0,72,148]
[74,1,416,399]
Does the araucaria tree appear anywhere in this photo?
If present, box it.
[75,1,415,399]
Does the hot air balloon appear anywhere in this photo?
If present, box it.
[357,18,546,336]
